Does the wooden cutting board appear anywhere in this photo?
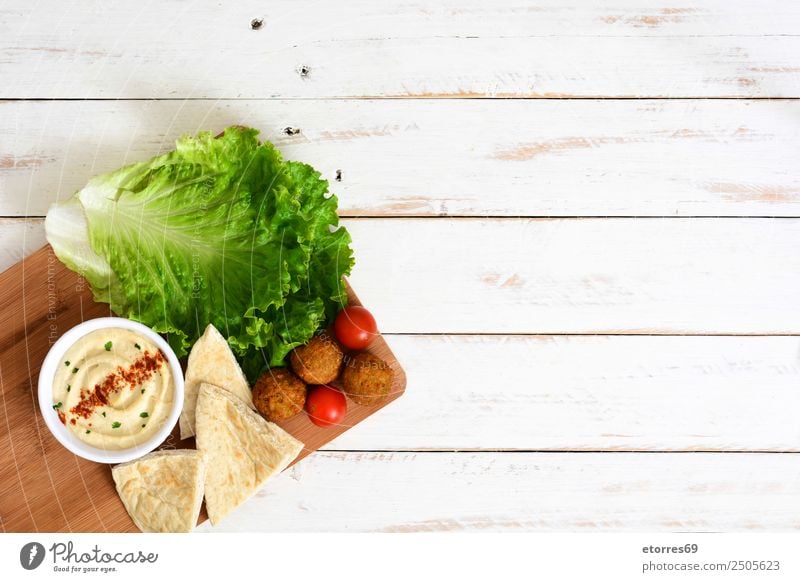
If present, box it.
[0,245,406,532]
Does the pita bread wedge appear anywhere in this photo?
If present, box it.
[112,449,206,533]
[180,324,253,439]
[195,383,304,525]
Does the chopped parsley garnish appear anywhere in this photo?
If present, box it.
[52,402,62,409]
[134,343,141,350]
[111,421,121,429]
[141,424,146,428]
[66,385,71,392]
[104,341,113,351]
[102,411,107,417]
[72,367,79,374]
[139,412,149,418]
[64,361,70,367]
[141,389,145,394]
[85,430,91,434]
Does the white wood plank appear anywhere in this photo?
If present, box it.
[3,218,800,335]
[6,1,798,43]
[1,1,799,98]
[0,218,45,268]
[345,218,800,335]
[194,451,800,531]
[322,335,800,452]
[3,100,800,217]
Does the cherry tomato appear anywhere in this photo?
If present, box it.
[305,385,347,428]
[334,306,378,350]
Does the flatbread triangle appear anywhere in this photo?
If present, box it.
[180,323,254,439]
[196,383,304,525]
[112,449,206,533]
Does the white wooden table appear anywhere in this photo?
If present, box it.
[2,0,800,532]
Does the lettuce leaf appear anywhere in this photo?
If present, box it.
[45,126,353,379]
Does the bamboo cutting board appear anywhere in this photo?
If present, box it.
[0,245,406,533]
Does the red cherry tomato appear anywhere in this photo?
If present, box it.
[305,385,347,428]
[334,306,378,350]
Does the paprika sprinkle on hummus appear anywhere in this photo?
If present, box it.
[70,350,164,420]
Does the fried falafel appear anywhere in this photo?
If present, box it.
[341,352,393,406]
[252,368,306,421]
[289,333,343,385]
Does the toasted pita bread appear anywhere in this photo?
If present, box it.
[195,383,304,525]
[112,449,205,533]
[180,324,253,439]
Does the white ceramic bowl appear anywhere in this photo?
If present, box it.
[38,317,184,464]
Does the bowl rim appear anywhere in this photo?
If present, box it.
[38,317,184,464]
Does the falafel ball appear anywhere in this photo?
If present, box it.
[341,352,394,406]
[252,368,306,421]
[289,333,343,385]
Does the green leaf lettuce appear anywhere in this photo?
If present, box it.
[45,126,353,379]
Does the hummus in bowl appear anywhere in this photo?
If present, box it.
[39,318,184,464]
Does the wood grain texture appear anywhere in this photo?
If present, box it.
[321,335,800,452]
[194,451,800,532]
[0,246,119,532]
[2,100,800,217]
[0,246,405,532]
[1,1,799,98]
[344,218,800,335]
[1,235,798,452]
[4,217,800,335]
[2,0,799,534]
